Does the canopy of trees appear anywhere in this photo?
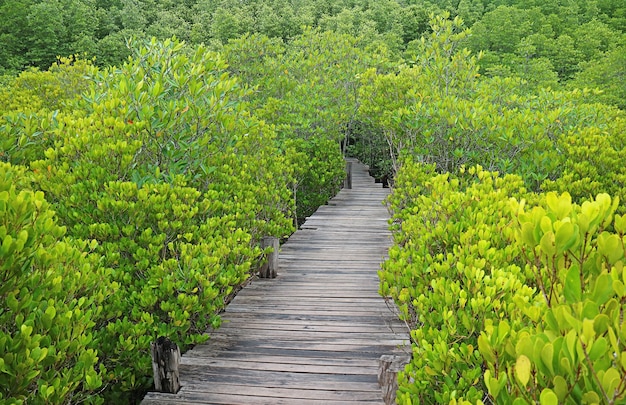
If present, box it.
[2,0,625,102]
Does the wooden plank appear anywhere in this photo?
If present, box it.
[176,383,385,401]
[230,287,382,294]
[232,288,383,293]
[185,346,401,361]
[179,357,379,374]
[226,304,387,310]
[143,392,383,405]
[191,337,407,352]
[218,318,405,329]
[217,313,398,325]
[230,293,383,300]
[223,309,390,317]
[228,298,390,313]
[181,353,379,367]
[178,366,380,386]
[229,291,383,298]
[226,298,392,313]
[209,331,405,342]
[206,323,406,340]
[219,315,407,327]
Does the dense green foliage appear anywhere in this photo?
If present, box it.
[0,162,107,404]
[381,162,534,402]
[382,162,626,404]
[1,36,345,401]
[1,0,626,403]
[2,0,625,107]
[479,192,626,404]
[354,14,626,190]
[367,7,626,405]
[220,29,388,221]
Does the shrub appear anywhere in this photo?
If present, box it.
[383,164,626,404]
[478,192,626,404]
[381,160,537,403]
[542,114,626,213]
[222,30,388,222]
[0,57,96,165]
[21,38,295,400]
[0,162,110,404]
[284,137,345,223]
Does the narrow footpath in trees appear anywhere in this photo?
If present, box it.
[141,159,409,405]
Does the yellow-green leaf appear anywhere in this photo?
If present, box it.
[564,264,582,303]
[540,231,556,256]
[515,355,531,387]
[540,389,558,405]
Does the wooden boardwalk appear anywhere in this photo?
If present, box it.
[142,160,409,405]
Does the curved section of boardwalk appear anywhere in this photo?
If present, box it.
[142,159,409,405]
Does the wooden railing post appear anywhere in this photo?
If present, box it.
[344,160,353,189]
[151,336,181,393]
[259,236,279,278]
[378,355,410,405]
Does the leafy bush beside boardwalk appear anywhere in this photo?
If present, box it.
[381,161,536,403]
[480,192,626,404]
[0,162,108,404]
[0,37,347,402]
[382,159,626,404]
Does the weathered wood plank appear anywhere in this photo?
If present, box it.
[224,304,398,313]
[143,391,383,405]
[178,366,380,386]
[185,345,401,361]
[179,357,379,374]
[209,331,407,343]
[176,383,385,401]
[141,160,408,405]
[200,335,407,347]
[181,353,380,367]
[217,318,405,330]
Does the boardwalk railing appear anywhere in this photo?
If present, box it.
[142,159,409,405]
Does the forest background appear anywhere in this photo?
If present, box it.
[1,0,626,404]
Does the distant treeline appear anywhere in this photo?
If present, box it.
[1,0,625,101]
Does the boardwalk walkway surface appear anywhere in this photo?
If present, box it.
[142,159,409,405]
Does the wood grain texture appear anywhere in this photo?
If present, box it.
[141,159,409,405]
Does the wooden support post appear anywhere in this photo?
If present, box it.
[378,355,410,405]
[151,336,181,393]
[344,160,353,189]
[259,236,279,278]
